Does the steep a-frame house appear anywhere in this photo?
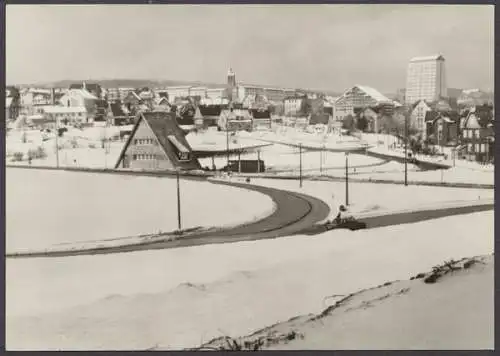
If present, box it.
[115,111,201,171]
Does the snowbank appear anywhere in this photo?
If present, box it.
[202,255,494,350]
[6,211,493,350]
[6,168,275,253]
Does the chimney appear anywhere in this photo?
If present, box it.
[51,88,56,105]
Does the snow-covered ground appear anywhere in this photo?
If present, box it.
[6,211,494,350]
[240,128,368,150]
[213,254,493,350]
[6,168,275,253]
[6,127,128,169]
[198,144,384,172]
[186,130,270,152]
[245,178,493,219]
[348,166,494,185]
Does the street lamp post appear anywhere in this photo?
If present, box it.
[404,113,408,186]
[345,152,349,206]
[176,169,182,231]
[299,143,303,188]
[54,114,60,168]
[319,146,323,176]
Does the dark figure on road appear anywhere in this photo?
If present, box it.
[335,205,347,224]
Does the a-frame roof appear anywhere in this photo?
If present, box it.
[115,111,201,170]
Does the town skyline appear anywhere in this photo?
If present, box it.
[6,4,494,93]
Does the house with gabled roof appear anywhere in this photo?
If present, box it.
[410,100,432,137]
[115,111,201,171]
[458,105,494,162]
[69,82,103,99]
[424,110,459,146]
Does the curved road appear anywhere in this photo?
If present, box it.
[6,166,494,259]
[6,179,331,258]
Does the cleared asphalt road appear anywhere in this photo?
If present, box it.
[7,179,331,258]
[6,167,494,259]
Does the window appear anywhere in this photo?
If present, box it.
[133,154,137,160]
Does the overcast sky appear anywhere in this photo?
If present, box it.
[6,4,494,92]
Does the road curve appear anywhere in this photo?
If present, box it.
[6,179,331,259]
[299,202,494,235]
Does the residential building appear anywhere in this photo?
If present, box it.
[241,93,270,110]
[69,82,103,99]
[333,85,399,125]
[41,105,89,126]
[284,95,306,116]
[405,54,447,104]
[458,107,494,162]
[357,107,379,133]
[206,88,226,100]
[165,86,194,102]
[58,89,99,120]
[106,87,136,102]
[336,85,399,110]
[333,97,354,122]
[218,108,253,131]
[114,111,201,171]
[457,89,493,108]
[424,111,459,147]
[410,100,432,138]
[200,97,230,106]
[19,88,52,115]
[153,97,172,112]
[109,102,132,126]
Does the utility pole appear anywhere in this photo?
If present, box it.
[55,114,60,168]
[238,148,241,174]
[226,117,230,173]
[104,121,108,169]
[299,143,303,188]
[257,150,261,173]
[404,113,408,186]
[345,152,349,206]
[176,169,182,230]
[319,145,323,176]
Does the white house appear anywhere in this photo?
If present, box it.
[411,100,432,138]
[58,89,98,119]
[284,96,305,116]
[42,105,89,125]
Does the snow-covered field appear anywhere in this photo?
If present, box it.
[6,211,494,350]
[245,178,493,219]
[6,127,127,169]
[349,166,495,185]
[239,128,368,150]
[186,130,269,152]
[198,144,384,172]
[6,168,275,253]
